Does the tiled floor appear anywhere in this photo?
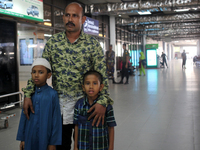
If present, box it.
[0,59,200,150]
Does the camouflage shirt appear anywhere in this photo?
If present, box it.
[22,30,113,106]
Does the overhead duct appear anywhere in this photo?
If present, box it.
[116,13,200,25]
[86,0,200,15]
[128,22,200,31]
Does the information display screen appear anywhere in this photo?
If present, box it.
[146,49,157,67]
[0,19,18,105]
[20,38,34,65]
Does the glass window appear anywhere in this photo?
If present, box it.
[42,4,52,27]
[54,0,68,9]
[17,23,53,61]
[54,7,64,28]
[99,23,103,37]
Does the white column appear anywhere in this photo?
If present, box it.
[171,45,174,59]
[142,35,146,57]
[109,16,117,78]
[168,43,171,60]
[197,39,200,56]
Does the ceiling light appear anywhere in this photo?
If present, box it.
[138,11,151,15]
[44,34,52,37]
[44,22,52,26]
[175,8,189,12]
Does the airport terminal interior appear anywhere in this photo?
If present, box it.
[1,59,200,150]
[0,0,200,150]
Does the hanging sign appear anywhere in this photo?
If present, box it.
[0,0,43,22]
[83,17,99,36]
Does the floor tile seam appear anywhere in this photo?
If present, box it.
[191,95,196,150]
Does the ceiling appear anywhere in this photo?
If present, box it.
[78,0,200,44]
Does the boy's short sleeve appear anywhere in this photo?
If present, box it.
[106,105,117,127]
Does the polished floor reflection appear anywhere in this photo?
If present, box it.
[0,59,200,150]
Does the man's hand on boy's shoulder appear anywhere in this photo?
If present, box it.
[87,103,106,127]
[23,97,34,120]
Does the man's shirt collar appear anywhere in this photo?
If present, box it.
[62,30,86,42]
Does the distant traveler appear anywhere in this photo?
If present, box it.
[138,51,146,76]
[161,52,168,68]
[182,50,187,69]
[106,44,116,83]
[119,43,130,84]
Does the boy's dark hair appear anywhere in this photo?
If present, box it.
[46,68,51,73]
[123,43,126,47]
[83,70,103,84]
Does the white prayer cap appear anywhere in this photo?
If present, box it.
[31,58,51,71]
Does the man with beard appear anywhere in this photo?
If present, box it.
[22,2,113,150]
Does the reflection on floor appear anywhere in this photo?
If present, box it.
[0,59,200,150]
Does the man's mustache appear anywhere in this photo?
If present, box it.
[66,22,75,26]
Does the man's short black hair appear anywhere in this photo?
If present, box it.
[83,70,103,84]
[123,43,126,47]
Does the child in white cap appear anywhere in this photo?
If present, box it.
[16,58,62,150]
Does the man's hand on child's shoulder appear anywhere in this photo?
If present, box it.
[87,103,106,127]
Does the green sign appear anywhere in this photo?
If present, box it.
[0,0,43,22]
[146,44,158,49]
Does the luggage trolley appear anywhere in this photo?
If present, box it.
[0,92,23,129]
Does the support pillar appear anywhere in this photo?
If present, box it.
[109,16,117,79]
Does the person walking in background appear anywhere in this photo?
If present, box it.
[17,58,62,150]
[161,52,168,68]
[106,45,116,84]
[74,70,116,150]
[182,50,187,69]
[119,43,130,84]
[22,2,113,150]
[138,51,146,76]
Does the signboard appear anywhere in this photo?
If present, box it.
[83,17,99,36]
[0,0,43,22]
[146,49,157,67]
[146,44,158,49]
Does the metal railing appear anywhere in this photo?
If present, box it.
[0,92,23,110]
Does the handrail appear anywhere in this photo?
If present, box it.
[0,92,23,99]
[0,92,24,110]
